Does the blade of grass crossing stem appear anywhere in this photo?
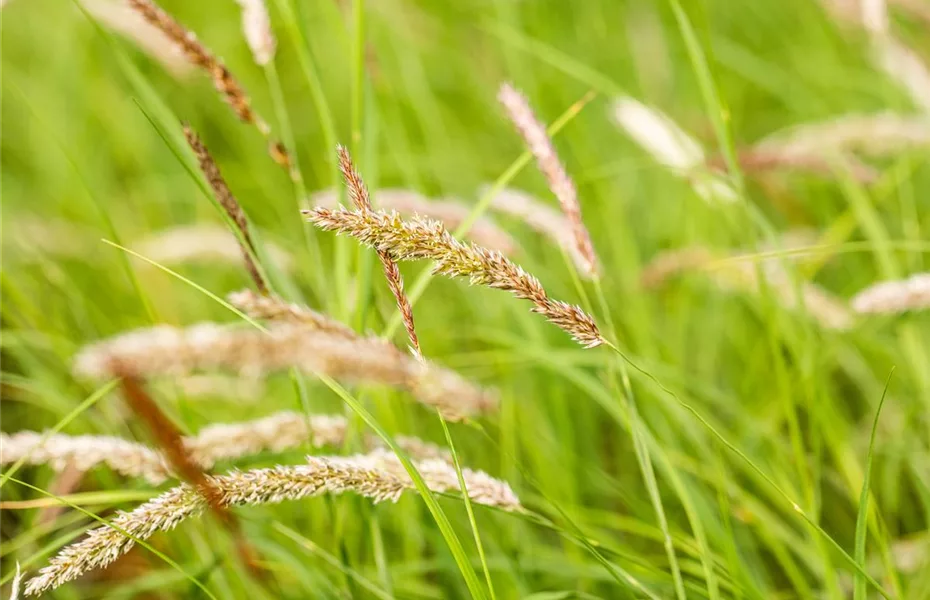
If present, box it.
[314,374,487,599]
[132,101,277,295]
[383,90,595,339]
[854,371,894,600]
[101,240,266,331]
[0,380,118,490]
[439,413,497,600]
[9,477,219,599]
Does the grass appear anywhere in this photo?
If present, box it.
[2,0,930,598]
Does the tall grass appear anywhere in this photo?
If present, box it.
[2,0,929,598]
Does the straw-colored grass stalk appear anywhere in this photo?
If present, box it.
[131,224,292,272]
[305,207,604,348]
[24,451,520,595]
[308,187,516,254]
[126,0,290,166]
[73,322,497,421]
[850,273,930,314]
[1,411,452,485]
[498,83,600,277]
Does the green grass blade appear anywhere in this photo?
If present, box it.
[854,370,894,600]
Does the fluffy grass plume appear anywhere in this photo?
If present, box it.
[234,0,275,66]
[306,207,604,348]
[183,125,268,295]
[228,289,358,337]
[757,112,930,157]
[498,83,600,277]
[610,95,738,203]
[81,0,193,77]
[127,0,290,166]
[309,187,516,253]
[73,322,497,420]
[337,145,422,358]
[1,412,453,484]
[23,451,520,595]
[131,224,292,272]
[851,272,930,314]
[642,248,853,330]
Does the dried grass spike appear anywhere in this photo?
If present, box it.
[336,146,422,357]
[850,272,930,314]
[183,126,268,295]
[306,207,604,348]
[498,83,599,276]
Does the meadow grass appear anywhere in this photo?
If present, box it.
[2,0,930,598]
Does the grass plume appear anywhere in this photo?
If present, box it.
[306,207,605,348]
[74,322,497,421]
[1,411,453,485]
[498,82,600,277]
[23,451,520,595]
[851,272,930,314]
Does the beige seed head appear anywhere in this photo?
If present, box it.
[756,112,930,158]
[73,322,496,421]
[131,224,293,272]
[1,412,452,485]
[872,37,930,114]
[234,0,275,66]
[498,83,599,277]
[306,207,604,348]
[850,273,930,314]
[308,187,517,254]
[610,96,738,204]
[24,452,519,595]
[228,289,358,338]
